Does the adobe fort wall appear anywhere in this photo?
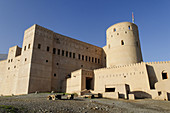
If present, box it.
[94,62,150,93]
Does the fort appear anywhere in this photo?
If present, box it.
[0,22,169,100]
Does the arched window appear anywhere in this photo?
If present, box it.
[113,28,116,32]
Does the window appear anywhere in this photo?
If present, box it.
[69,52,72,58]
[11,59,13,62]
[28,44,31,49]
[62,50,64,56]
[111,35,113,37]
[81,65,83,67]
[117,33,119,35]
[98,59,100,64]
[128,26,131,30]
[86,56,88,61]
[53,48,56,54]
[24,46,26,51]
[113,28,116,32]
[95,58,97,63]
[56,63,59,65]
[125,31,127,34]
[47,46,50,51]
[54,73,56,77]
[73,53,75,58]
[14,66,16,68]
[8,60,10,63]
[8,67,10,70]
[38,44,41,49]
[46,60,48,62]
[121,40,124,45]
[66,51,68,57]
[162,71,168,80]
[105,88,115,92]
[58,49,60,55]
[89,57,91,62]
[158,91,162,96]
[92,57,94,62]
[25,58,27,61]
[78,54,81,60]
[82,55,84,60]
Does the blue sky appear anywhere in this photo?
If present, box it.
[0,0,170,62]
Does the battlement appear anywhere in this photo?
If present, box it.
[145,61,170,65]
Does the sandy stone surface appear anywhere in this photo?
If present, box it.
[0,93,170,113]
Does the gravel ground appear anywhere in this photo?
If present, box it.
[0,93,170,113]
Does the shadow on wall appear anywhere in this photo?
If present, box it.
[168,93,170,101]
[131,91,152,99]
[146,65,158,89]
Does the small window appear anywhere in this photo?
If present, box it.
[117,33,119,35]
[98,59,100,64]
[81,65,83,67]
[121,40,124,45]
[56,63,59,65]
[82,55,84,60]
[69,52,72,58]
[66,51,68,57]
[125,31,127,34]
[8,60,10,63]
[89,57,91,62]
[25,58,27,61]
[95,58,97,63]
[73,53,75,58]
[128,26,131,30]
[78,54,81,60]
[62,50,64,56]
[58,49,60,55]
[14,66,16,68]
[24,46,26,51]
[111,35,113,37]
[8,67,10,70]
[47,46,50,52]
[105,88,115,92]
[54,73,56,77]
[53,48,56,54]
[158,91,162,96]
[38,44,41,49]
[162,71,168,80]
[11,59,13,62]
[113,28,116,32]
[85,56,88,61]
[28,44,31,49]
[46,60,48,62]
[92,57,94,62]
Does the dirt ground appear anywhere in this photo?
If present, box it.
[0,93,170,113]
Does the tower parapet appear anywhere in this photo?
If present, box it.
[106,22,143,67]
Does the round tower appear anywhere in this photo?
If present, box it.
[106,22,143,67]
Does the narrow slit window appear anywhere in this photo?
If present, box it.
[73,53,75,58]
[53,48,56,54]
[121,40,124,45]
[28,44,31,49]
[38,44,41,49]
[69,52,72,58]
[58,49,60,55]
[62,50,64,56]
[24,46,26,51]
[78,54,81,60]
[82,55,84,60]
[66,51,68,57]
[47,46,50,52]
[128,26,131,30]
